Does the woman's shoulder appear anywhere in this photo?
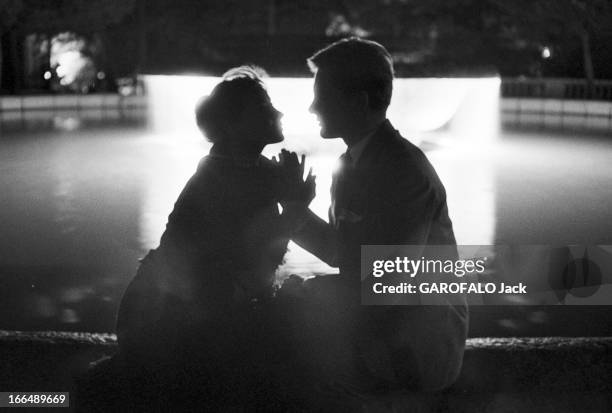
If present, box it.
[171,156,229,210]
[190,155,231,186]
[184,154,283,201]
[257,155,283,180]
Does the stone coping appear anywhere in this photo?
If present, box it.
[2,330,611,351]
[2,332,611,411]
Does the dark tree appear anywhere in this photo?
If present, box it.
[1,0,136,92]
[0,0,24,89]
[17,0,136,33]
[491,0,612,88]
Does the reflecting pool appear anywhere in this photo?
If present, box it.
[1,76,611,335]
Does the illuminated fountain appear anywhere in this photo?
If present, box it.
[141,75,501,276]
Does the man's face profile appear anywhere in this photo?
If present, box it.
[310,70,358,139]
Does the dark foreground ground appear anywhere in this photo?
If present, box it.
[1,331,610,412]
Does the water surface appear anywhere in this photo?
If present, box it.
[1,77,611,335]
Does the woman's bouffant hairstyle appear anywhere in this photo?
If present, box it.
[195,65,269,142]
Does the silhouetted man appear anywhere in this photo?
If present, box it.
[279,38,468,406]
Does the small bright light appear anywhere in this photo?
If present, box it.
[43,71,52,80]
[542,47,551,59]
[97,71,106,80]
[53,116,81,131]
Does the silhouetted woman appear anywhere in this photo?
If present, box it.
[78,66,313,411]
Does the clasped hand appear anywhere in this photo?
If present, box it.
[271,149,316,208]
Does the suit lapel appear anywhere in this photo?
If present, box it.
[353,119,396,171]
[331,120,398,227]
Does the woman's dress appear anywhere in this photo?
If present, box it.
[112,146,291,405]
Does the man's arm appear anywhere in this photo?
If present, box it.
[385,170,435,245]
[362,163,436,247]
[273,149,339,267]
[283,204,339,267]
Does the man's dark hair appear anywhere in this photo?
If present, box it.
[195,65,268,142]
[308,37,394,111]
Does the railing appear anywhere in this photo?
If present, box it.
[0,94,147,133]
[500,78,612,132]
[502,78,612,101]
[500,98,612,133]
[0,94,146,113]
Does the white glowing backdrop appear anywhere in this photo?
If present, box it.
[142,76,500,277]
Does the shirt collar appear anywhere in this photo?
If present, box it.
[345,120,386,166]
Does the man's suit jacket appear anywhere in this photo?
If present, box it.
[291,120,468,391]
[295,119,457,278]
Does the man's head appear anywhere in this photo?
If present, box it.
[195,65,283,146]
[307,37,394,140]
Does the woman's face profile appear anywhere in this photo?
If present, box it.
[235,88,284,145]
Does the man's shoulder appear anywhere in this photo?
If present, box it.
[366,122,448,199]
[371,122,429,171]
